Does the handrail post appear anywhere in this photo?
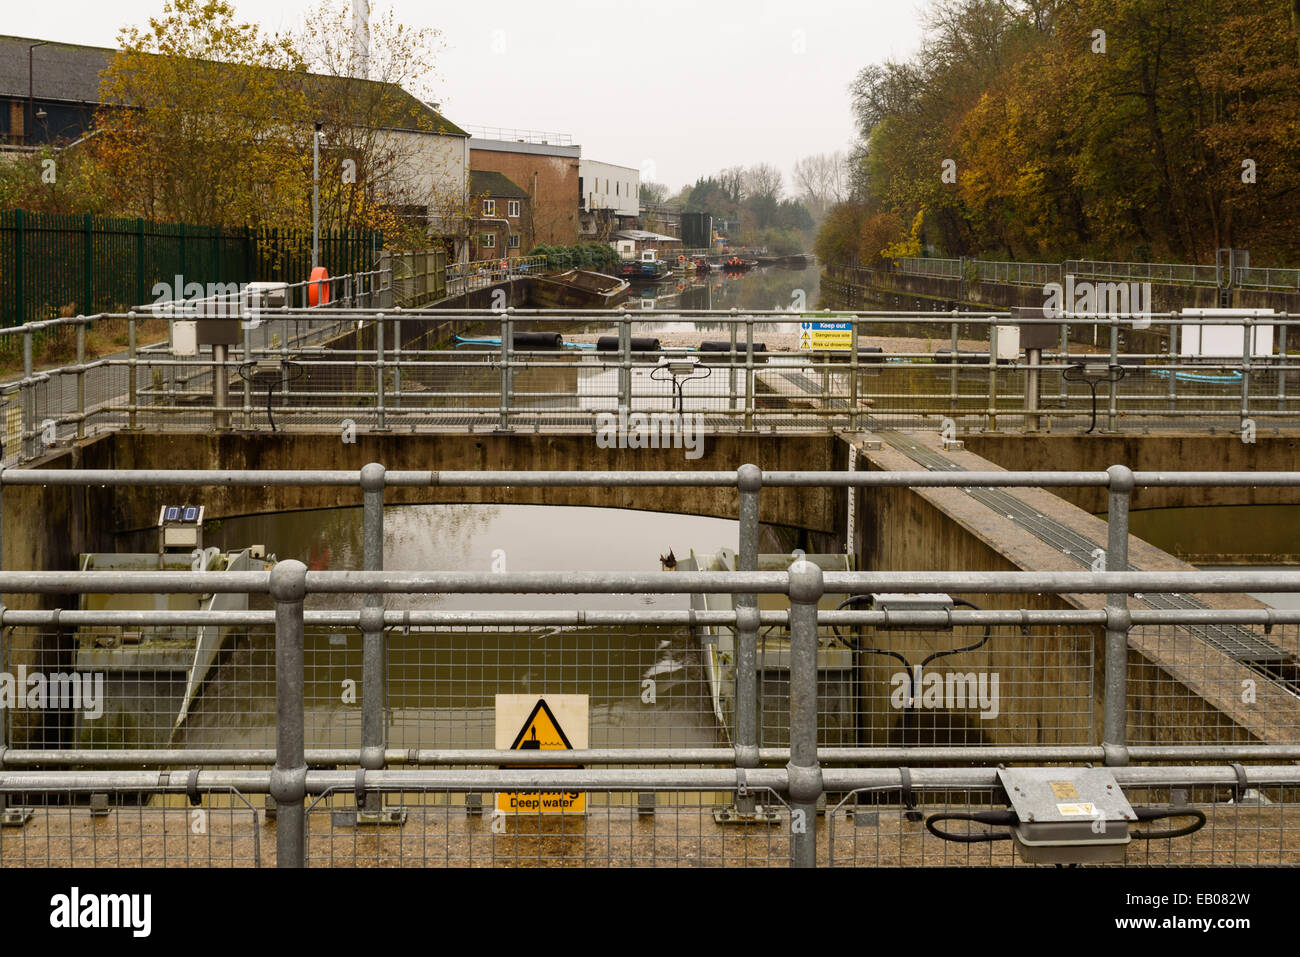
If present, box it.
[787,558,824,868]
[1106,317,1119,432]
[127,312,138,431]
[241,313,253,431]
[20,328,33,460]
[849,315,860,431]
[498,306,514,432]
[374,313,388,432]
[75,318,86,440]
[734,465,762,819]
[986,321,998,432]
[270,559,308,867]
[1103,465,1133,768]
[618,309,631,421]
[1240,315,1252,432]
[950,318,959,418]
[743,310,755,431]
[359,463,388,820]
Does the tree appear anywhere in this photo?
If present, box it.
[95,0,308,227]
[295,0,466,246]
[792,152,848,221]
[743,163,784,202]
[639,181,669,206]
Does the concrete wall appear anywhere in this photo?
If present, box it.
[965,434,1300,514]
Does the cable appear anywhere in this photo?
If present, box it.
[1062,363,1126,434]
[1130,806,1207,840]
[925,809,1016,843]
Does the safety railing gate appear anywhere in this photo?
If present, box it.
[2,465,1300,867]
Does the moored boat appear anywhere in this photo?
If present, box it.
[531,268,630,309]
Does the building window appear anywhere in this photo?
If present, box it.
[508,234,520,249]
[616,182,620,196]
[482,233,496,249]
[508,200,520,218]
[483,199,496,216]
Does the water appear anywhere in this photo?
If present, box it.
[622,262,821,313]
[157,504,749,752]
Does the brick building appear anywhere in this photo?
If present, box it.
[469,135,579,246]
[469,169,530,259]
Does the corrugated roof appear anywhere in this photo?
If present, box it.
[469,169,528,199]
[0,34,468,136]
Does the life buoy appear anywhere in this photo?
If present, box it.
[308,266,330,306]
[677,255,685,263]
[500,260,507,270]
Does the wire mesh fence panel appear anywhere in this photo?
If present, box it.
[0,788,261,868]
[754,625,1095,750]
[384,626,726,754]
[1126,623,1300,747]
[1,626,362,753]
[826,785,1300,867]
[304,787,792,867]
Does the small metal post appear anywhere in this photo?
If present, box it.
[270,560,308,867]
[213,343,229,431]
[127,313,138,431]
[743,311,755,431]
[1240,316,1252,431]
[728,318,738,414]
[1059,320,1070,410]
[618,310,631,420]
[849,316,860,431]
[1103,465,1133,767]
[242,315,253,430]
[1168,318,1178,413]
[1024,346,1041,432]
[1277,322,1287,413]
[787,558,825,868]
[20,329,33,460]
[1106,318,1119,432]
[374,314,387,432]
[986,322,998,432]
[75,319,85,440]
[392,316,402,411]
[498,308,514,432]
[950,319,959,417]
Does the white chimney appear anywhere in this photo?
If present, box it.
[351,0,370,79]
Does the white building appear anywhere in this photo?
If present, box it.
[579,159,639,239]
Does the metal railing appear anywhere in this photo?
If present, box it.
[2,464,1300,866]
[3,304,1298,463]
[444,255,546,297]
[890,255,1300,292]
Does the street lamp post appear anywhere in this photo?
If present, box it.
[27,40,48,146]
[312,121,322,270]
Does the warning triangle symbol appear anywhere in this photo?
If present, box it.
[508,698,574,751]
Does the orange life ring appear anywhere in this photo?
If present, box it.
[677,255,685,263]
[308,266,330,306]
[500,260,507,269]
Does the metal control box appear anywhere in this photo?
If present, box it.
[998,767,1136,864]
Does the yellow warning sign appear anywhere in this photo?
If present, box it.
[495,694,588,814]
[1049,781,1080,800]
[798,321,854,351]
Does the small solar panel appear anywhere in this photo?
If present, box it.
[182,506,199,522]
[164,506,181,522]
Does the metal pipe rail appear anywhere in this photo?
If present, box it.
[4,764,1299,795]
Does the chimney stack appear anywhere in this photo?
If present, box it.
[351,0,370,79]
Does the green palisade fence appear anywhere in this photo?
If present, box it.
[0,210,382,328]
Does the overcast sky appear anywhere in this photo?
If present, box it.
[9,0,927,193]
